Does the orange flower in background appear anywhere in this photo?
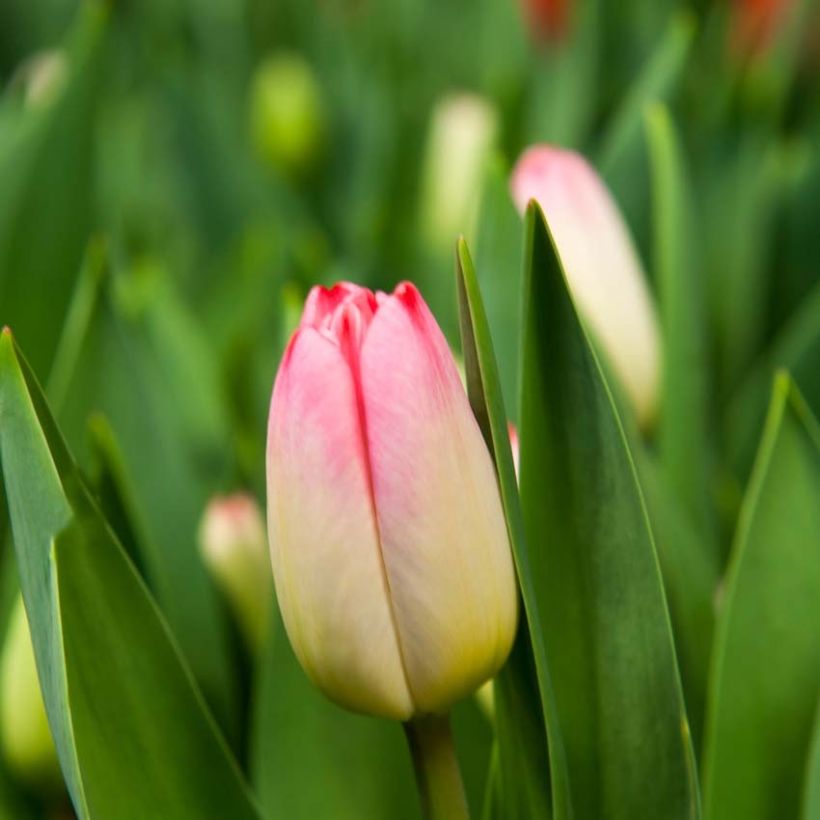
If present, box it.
[523,0,571,42]
[731,0,793,55]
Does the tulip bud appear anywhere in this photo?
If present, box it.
[731,0,791,56]
[199,493,272,653]
[249,53,325,176]
[510,145,661,428]
[266,282,518,720]
[0,596,61,791]
[8,50,67,109]
[522,0,570,43]
[420,94,499,252]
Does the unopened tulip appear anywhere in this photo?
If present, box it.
[266,282,517,720]
[510,145,661,427]
[522,0,570,42]
[0,596,61,790]
[420,94,499,253]
[249,53,324,175]
[731,0,792,56]
[199,493,272,653]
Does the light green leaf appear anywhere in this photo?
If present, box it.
[456,238,571,820]
[645,103,713,536]
[519,204,699,819]
[643,103,720,740]
[0,331,261,820]
[703,374,820,820]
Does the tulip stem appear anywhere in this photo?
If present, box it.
[404,713,470,820]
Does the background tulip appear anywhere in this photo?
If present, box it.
[420,93,499,254]
[198,492,272,654]
[266,281,517,721]
[510,144,661,428]
[0,596,61,792]
[249,52,325,176]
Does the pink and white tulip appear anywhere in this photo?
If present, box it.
[199,493,271,653]
[510,145,661,428]
[266,282,518,720]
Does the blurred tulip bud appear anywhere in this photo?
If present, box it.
[731,0,791,56]
[522,0,570,43]
[249,53,324,176]
[420,94,499,253]
[0,596,61,791]
[8,50,67,109]
[267,282,518,719]
[510,145,661,428]
[199,493,272,653]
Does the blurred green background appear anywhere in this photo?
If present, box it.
[0,0,819,817]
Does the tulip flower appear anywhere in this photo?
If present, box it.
[0,596,61,791]
[249,53,324,175]
[522,0,571,43]
[198,493,272,654]
[731,0,792,56]
[266,281,517,722]
[510,145,661,428]
[420,93,499,253]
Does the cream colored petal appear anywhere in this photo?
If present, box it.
[511,145,661,427]
[266,327,413,719]
[360,284,518,714]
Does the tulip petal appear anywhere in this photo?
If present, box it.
[360,283,518,713]
[511,146,660,426]
[267,327,413,719]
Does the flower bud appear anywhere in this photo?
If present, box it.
[249,53,324,176]
[266,282,518,720]
[510,145,661,428]
[199,493,272,653]
[522,0,570,43]
[8,50,67,109]
[420,94,499,252]
[730,0,791,56]
[0,596,61,790]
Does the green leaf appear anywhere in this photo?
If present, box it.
[803,701,820,819]
[456,238,572,820]
[643,103,720,741]
[596,11,695,260]
[491,632,552,820]
[85,413,153,582]
[727,280,820,476]
[644,103,713,536]
[58,271,239,737]
[703,374,820,820]
[0,3,104,377]
[519,204,699,819]
[0,331,261,820]
[249,609,419,820]
[634,454,719,749]
[473,157,525,422]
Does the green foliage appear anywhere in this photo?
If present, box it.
[703,376,820,820]
[518,205,699,819]
[0,332,261,819]
[0,0,818,817]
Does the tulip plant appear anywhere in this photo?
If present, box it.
[0,0,819,819]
